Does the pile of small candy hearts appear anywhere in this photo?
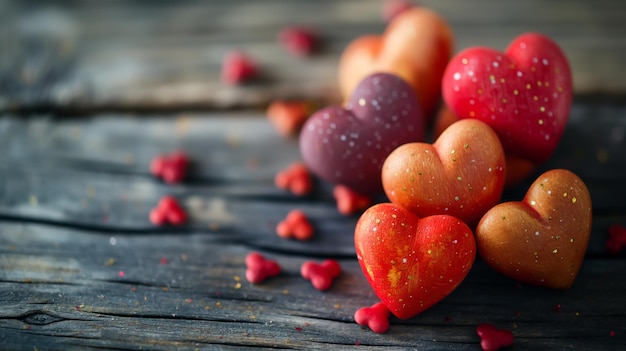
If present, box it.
[297,4,593,329]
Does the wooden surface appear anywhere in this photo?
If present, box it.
[2,0,626,111]
[1,1,626,350]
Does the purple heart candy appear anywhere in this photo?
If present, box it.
[299,72,424,195]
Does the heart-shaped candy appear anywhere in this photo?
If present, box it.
[434,106,538,187]
[476,323,514,351]
[382,119,505,227]
[338,7,453,119]
[442,33,572,164]
[476,169,592,289]
[355,203,476,319]
[300,72,424,195]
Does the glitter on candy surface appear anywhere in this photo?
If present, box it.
[442,33,572,164]
[299,72,424,195]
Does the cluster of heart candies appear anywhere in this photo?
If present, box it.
[267,3,595,343]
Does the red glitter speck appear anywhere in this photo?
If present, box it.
[553,304,561,312]
[610,330,616,337]
[295,327,303,332]
[118,271,125,277]
[160,257,168,265]
[355,341,361,346]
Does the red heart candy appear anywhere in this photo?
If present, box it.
[300,72,424,195]
[149,196,187,226]
[276,210,314,241]
[442,33,572,164]
[245,252,281,284]
[354,302,391,334]
[354,203,476,319]
[382,119,506,227]
[301,259,342,291]
[476,323,514,351]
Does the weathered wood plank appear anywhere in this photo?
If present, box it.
[0,101,624,258]
[2,0,625,110]
[1,102,624,186]
[0,223,624,350]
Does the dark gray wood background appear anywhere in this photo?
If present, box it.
[1,1,625,350]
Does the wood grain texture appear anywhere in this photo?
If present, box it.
[1,223,625,351]
[1,1,625,350]
[2,0,626,111]
[0,102,625,349]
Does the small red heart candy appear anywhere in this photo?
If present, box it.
[333,185,372,216]
[276,210,314,241]
[476,169,592,289]
[354,203,476,319]
[382,119,506,227]
[301,259,341,291]
[476,323,514,351]
[149,196,187,226]
[245,252,281,284]
[442,32,572,164]
[300,72,424,195]
[354,302,391,334]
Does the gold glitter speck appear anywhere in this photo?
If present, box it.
[572,197,577,204]
[462,58,468,64]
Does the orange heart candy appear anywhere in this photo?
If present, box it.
[382,119,506,227]
[476,169,592,289]
[338,7,453,119]
[433,105,537,187]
